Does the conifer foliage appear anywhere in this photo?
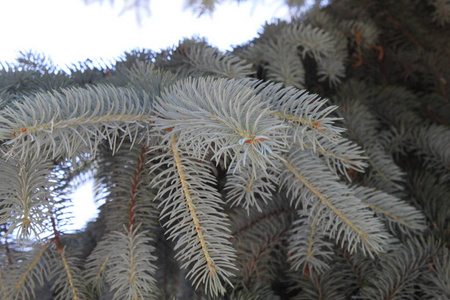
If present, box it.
[1,0,449,299]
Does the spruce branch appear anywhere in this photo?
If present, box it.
[104,226,158,300]
[183,43,253,78]
[152,77,289,172]
[290,257,356,300]
[316,56,346,87]
[83,237,112,296]
[364,144,406,194]
[303,136,368,181]
[340,19,380,49]
[353,186,427,234]
[224,162,279,213]
[120,61,179,98]
[281,149,392,257]
[150,135,236,296]
[264,85,344,150]
[411,124,450,172]
[48,246,89,300]
[360,238,435,300]
[0,85,153,159]
[288,211,335,275]
[337,100,406,193]
[336,99,380,147]
[2,243,51,300]
[282,23,338,60]
[0,156,55,241]
[84,225,158,299]
[156,40,253,79]
[230,194,294,288]
[430,0,450,26]
[264,39,305,89]
[421,246,450,298]
[95,144,158,233]
[407,169,450,242]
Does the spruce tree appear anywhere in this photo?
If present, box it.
[0,0,449,299]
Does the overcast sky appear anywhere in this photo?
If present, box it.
[0,0,293,231]
[1,0,290,69]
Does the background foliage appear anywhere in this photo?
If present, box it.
[0,0,449,299]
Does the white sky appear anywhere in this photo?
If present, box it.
[1,0,290,68]
[1,0,292,232]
